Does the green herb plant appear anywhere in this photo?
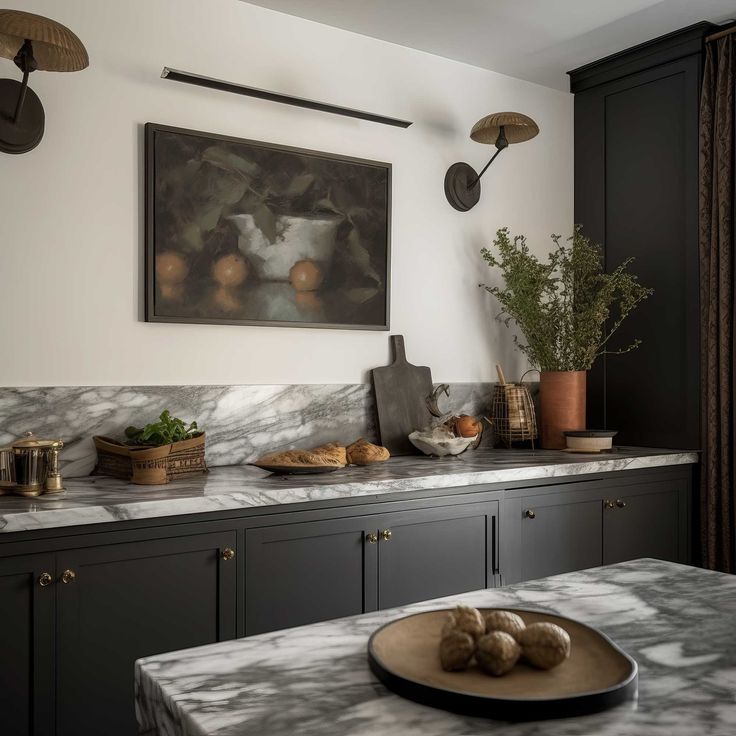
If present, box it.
[480,226,653,372]
[125,410,199,447]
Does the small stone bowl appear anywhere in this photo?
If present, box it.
[408,430,478,457]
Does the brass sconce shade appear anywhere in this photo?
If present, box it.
[0,9,89,154]
[445,111,539,211]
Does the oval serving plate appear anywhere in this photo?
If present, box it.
[367,607,637,721]
[250,463,344,475]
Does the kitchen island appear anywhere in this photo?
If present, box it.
[136,558,735,736]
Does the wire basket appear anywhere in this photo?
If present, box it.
[491,367,538,448]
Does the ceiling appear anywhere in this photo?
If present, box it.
[244,0,735,90]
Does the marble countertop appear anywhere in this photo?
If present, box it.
[0,447,696,535]
[135,558,736,736]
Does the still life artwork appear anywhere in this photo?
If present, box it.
[145,123,391,329]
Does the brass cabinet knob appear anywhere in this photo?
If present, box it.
[381,529,392,541]
[221,547,235,561]
[603,499,615,510]
[38,572,52,587]
[61,569,76,584]
[524,509,536,519]
[616,499,627,509]
[366,532,378,544]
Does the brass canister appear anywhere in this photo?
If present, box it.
[11,432,64,497]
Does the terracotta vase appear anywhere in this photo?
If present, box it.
[539,371,586,449]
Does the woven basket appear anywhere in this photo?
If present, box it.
[93,433,207,485]
[491,367,538,448]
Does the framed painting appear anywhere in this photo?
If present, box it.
[145,123,391,329]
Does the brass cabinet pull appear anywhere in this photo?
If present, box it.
[524,509,536,519]
[221,547,235,561]
[381,529,392,541]
[616,499,627,509]
[38,572,53,587]
[366,532,378,544]
[61,569,76,584]
[603,499,615,510]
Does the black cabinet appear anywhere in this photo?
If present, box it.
[507,472,690,583]
[570,23,711,448]
[1,532,236,736]
[244,516,377,635]
[244,500,498,635]
[603,481,683,565]
[376,503,496,609]
[520,494,602,581]
[56,532,236,736]
[0,554,55,736]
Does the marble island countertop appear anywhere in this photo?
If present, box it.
[0,447,697,535]
[135,558,736,736]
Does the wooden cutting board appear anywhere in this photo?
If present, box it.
[372,335,433,455]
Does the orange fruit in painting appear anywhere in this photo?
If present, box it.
[159,282,184,301]
[212,287,240,312]
[295,291,322,311]
[212,254,248,287]
[156,251,189,284]
[289,260,323,292]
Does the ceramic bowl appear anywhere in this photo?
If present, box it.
[408,428,478,457]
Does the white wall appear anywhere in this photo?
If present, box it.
[0,0,573,386]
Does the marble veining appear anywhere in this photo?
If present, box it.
[0,382,493,477]
[0,448,696,534]
[135,559,736,736]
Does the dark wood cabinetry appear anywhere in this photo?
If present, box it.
[504,470,690,583]
[520,492,602,581]
[0,465,692,736]
[245,516,376,635]
[244,501,498,635]
[570,24,712,449]
[0,554,55,736]
[602,481,684,565]
[56,533,236,736]
[1,532,236,736]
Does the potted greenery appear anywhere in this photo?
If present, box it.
[480,226,652,449]
[93,410,206,485]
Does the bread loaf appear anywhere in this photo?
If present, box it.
[346,438,390,465]
[256,442,347,468]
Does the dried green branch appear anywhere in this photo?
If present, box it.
[479,226,653,371]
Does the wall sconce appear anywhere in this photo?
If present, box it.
[444,112,539,211]
[0,9,88,154]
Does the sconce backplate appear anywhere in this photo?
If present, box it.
[444,161,481,212]
[0,78,45,154]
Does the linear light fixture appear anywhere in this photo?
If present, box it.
[161,67,412,129]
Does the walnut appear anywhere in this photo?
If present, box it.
[484,610,526,640]
[442,605,485,641]
[346,438,390,465]
[476,631,521,676]
[439,629,476,671]
[518,622,571,670]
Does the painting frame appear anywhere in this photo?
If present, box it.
[144,122,391,330]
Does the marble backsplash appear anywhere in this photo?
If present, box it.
[0,383,500,478]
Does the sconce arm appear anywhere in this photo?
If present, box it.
[467,146,505,189]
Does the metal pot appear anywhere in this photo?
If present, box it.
[11,432,64,496]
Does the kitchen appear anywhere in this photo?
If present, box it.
[0,1,734,735]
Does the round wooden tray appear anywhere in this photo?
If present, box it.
[367,608,638,721]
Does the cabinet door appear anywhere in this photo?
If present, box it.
[0,554,55,736]
[245,517,377,635]
[520,497,602,581]
[56,531,236,736]
[603,486,680,564]
[377,502,497,609]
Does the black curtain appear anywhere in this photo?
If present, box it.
[699,34,736,572]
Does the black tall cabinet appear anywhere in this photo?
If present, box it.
[569,23,714,449]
